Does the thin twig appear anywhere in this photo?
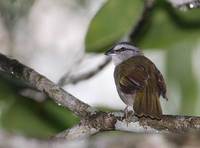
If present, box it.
[58,56,111,86]
[129,0,155,42]
[20,56,110,101]
[0,53,96,118]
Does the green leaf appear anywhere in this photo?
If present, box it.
[85,0,144,52]
[137,2,200,49]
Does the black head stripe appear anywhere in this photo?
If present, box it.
[113,42,139,52]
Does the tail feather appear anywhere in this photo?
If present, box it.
[133,82,162,119]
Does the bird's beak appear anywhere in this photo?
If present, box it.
[105,48,115,55]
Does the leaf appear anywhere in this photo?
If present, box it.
[85,0,144,52]
[137,2,200,49]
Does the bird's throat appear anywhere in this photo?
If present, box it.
[112,53,138,66]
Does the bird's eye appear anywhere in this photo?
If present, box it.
[119,47,126,52]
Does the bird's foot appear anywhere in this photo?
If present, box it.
[124,106,134,126]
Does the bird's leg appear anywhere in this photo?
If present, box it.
[124,105,134,126]
[124,106,128,120]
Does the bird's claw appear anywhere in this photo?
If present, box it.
[124,106,134,126]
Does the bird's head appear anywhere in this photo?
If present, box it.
[105,42,142,65]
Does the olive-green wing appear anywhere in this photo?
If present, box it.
[115,61,149,95]
[114,56,163,119]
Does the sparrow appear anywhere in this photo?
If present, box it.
[105,42,167,120]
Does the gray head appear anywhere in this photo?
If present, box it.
[105,42,142,65]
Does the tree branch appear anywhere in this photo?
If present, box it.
[0,53,96,118]
[54,124,100,140]
[1,53,200,141]
[54,111,200,140]
[129,0,155,42]
[0,129,87,148]
[2,129,200,148]
[58,56,111,86]
[114,113,200,134]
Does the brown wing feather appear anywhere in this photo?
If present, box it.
[154,67,167,100]
[118,64,148,94]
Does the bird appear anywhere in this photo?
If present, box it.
[105,42,167,120]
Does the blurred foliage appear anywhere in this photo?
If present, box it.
[85,0,200,51]
[0,0,34,29]
[137,1,200,49]
[0,0,200,138]
[167,43,198,115]
[85,0,144,52]
[0,78,79,138]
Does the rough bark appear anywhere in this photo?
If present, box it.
[1,53,200,141]
[0,53,96,118]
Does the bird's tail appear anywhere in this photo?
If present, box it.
[133,82,162,119]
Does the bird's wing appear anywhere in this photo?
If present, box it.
[115,62,149,94]
[114,56,164,119]
[154,67,167,100]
